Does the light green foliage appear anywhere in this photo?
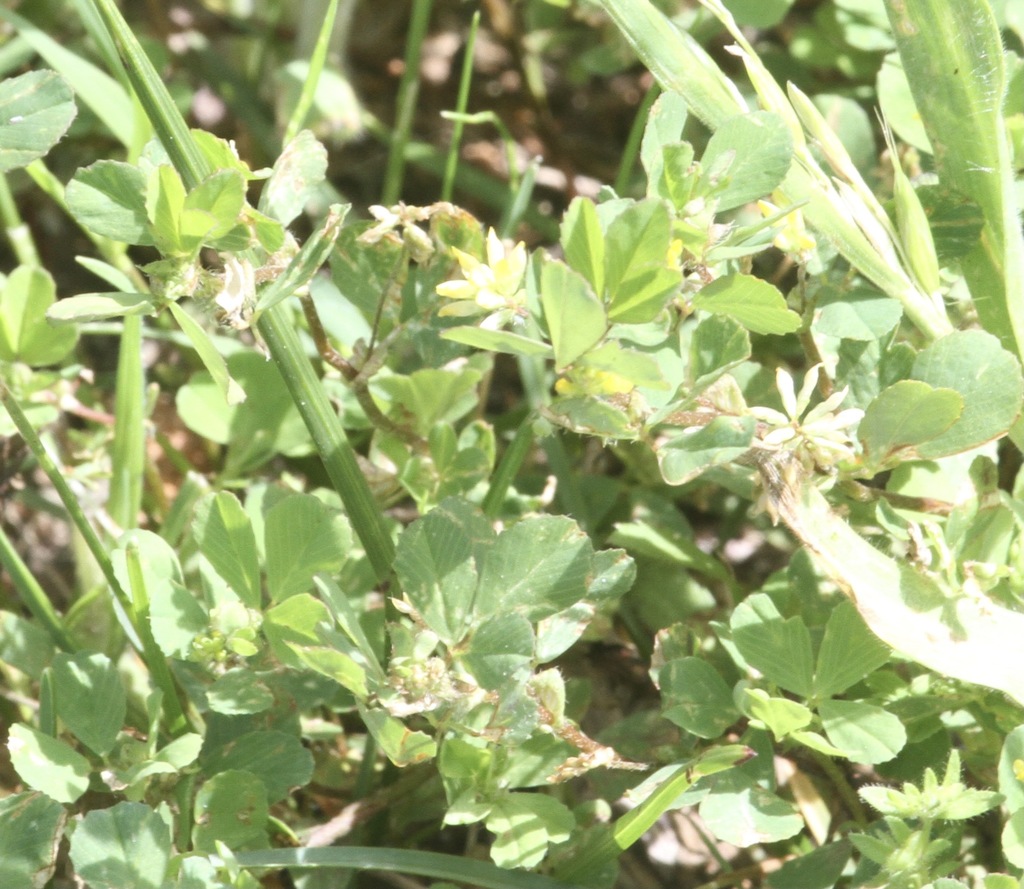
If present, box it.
[70,803,172,889]
[6,0,1024,886]
[0,70,76,172]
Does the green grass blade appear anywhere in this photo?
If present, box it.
[0,385,142,652]
[441,9,481,202]
[593,0,746,129]
[381,0,435,204]
[885,0,1024,360]
[554,745,752,883]
[230,846,583,889]
[0,524,76,652]
[87,0,210,188]
[0,5,134,149]
[107,315,145,530]
[256,304,396,580]
[284,0,340,145]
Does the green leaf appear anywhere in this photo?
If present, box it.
[65,160,153,245]
[263,593,333,670]
[295,645,369,698]
[264,494,352,601]
[0,70,76,172]
[561,196,606,295]
[0,792,64,889]
[820,699,906,763]
[689,314,751,388]
[192,770,269,853]
[485,793,574,870]
[640,91,689,186]
[184,169,246,241]
[813,600,890,699]
[910,330,1023,458]
[744,688,813,739]
[0,611,55,679]
[918,184,985,263]
[201,731,313,803]
[147,164,188,256]
[255,204,347,312]
[393,498,494,643]
[538,256,607,369]
[192,492,261,608]
[999,726,1024,814]
[0,266,77,365]
[461,613,535,690]
[1004,809,1024,869]
[373,366,483,438]
[206,670,274,716]
[167,302,245,405]
[46,292,158,325]
[813,288,903,341]
[699,770,802,847]
[693,274,801,335]
[51,652,125,756]
[730,593,814,697]
[111,530,201,659]
[441,326,553,359]
[659,657,739,738]
[701,111,793,211]
[258,129,328,226]
[475,515,593,621]
[7,723,90,804]
[604,198,681,323]
[858,380,963,463]
[360,705,437,767]
[70,802,171,889]
[658,415,756,485]
[767,839,851,889]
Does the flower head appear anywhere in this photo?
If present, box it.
[436,228,527,328]
[750,364,862,470]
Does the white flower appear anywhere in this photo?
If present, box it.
[214,256,255,329]
[750,364,863,469]
[436,228,527,326]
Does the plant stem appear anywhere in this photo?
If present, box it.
[381,0,435,205]
[441,10,481,202]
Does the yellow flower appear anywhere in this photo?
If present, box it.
[758,199,817,256]
[436,228,527,325]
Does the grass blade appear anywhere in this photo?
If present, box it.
[884,0,1024,360]
[284,0,340,145]
[381,0,435,204]
[0,524,76,652]
[231,846,583,889]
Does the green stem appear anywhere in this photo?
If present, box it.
[257,305,395,580]
[381,0,435,204]
[284,0,340,144]
[0,384,142,651]
[107,315,145,530]
[0,173,40,266]
[482,421,534,518]
[613,80,660,196]
[0,524,76,652]
[441,10,481,202]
